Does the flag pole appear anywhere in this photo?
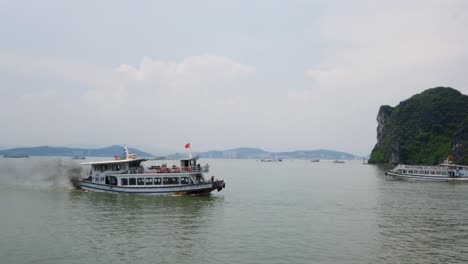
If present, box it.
[186,142,192,159]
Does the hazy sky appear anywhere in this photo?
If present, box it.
[1,0,467,155]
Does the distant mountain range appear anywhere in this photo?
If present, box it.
[0,145,153,158]
[0,145,363,160]
[167,147,362,160]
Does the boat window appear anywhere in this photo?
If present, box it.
[180,177,189,184]
[121,178,128,185]
[403,170,407,173]
[154,178,161,185]
[163,177,179,185]
[129,178,136,185]
[145,178,153,185]
[137,178,145,185]
[109,176,117,185]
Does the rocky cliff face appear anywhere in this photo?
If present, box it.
[370,105,400,164]
[369,87,468,165]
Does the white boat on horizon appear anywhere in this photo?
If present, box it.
[385,159,468,182]
[77,146,225,195]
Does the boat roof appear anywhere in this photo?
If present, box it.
[440,163,468,168]
[397,163,468,169]
[81,158,148,165]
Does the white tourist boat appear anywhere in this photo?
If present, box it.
[78,146,225,195]
[385,160,468,182]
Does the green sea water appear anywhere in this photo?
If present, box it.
[1,158,468,264]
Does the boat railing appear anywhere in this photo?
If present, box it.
[141,164,209,174]
[178,165,209,173]
[398,164,448,171]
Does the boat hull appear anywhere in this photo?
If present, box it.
[385,171,468,182]
[78,180,224,195]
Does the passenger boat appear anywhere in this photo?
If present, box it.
[333,160,345,163]
[78,146,225,195]
[385,160,468,182]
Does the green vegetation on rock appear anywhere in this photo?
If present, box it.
[369,87,468,165]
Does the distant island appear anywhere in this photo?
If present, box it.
[369,87,468,165]
[0,145,362,160]
[167,147,362,160]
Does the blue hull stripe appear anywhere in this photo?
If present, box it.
[80,184,214,194]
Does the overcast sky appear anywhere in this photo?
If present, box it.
[1,0,467,155]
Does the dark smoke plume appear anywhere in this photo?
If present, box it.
[0,157,85,189]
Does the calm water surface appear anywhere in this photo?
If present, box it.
[1,158,468,264]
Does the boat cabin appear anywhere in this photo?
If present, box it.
[81,154,209,187]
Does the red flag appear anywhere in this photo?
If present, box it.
[185,143,190,149]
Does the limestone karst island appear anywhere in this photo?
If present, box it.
[369,87,468,165]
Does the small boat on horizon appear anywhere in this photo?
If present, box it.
[385,159,468,182]
[76,145,225,195]
[310,159,320,162]
[260,158,282,162]
[72,156,86,160]
[333,160,345,163]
